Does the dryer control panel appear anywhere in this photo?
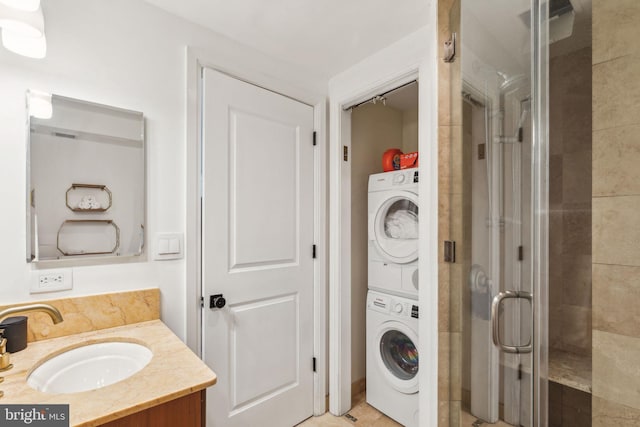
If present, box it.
[390,171,416,186]
[369,170,419,192]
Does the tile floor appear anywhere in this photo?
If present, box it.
[296,392,401,427]
[460,411,514,427]
[297,396,516,427]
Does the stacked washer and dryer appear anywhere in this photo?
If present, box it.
[366,169,420,427]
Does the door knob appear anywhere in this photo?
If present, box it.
[209,294,226,309]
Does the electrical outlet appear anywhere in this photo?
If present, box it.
[40,274,63,286]
[31,268,73,294]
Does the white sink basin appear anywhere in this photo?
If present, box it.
[27,341,153,394]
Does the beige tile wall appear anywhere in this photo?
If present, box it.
[437,0,461,425]
[592,0,640,424]
[550,381,592,427]
[549,46,593,355]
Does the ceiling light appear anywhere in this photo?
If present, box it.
[0,3,44,37]
[0,0,40,12]
[28,90,52,119]
[2,29,46,58]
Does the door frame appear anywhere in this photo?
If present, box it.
[327,22,438,427]
[185,47,328,416]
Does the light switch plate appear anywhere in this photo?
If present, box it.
[154,233,184,260]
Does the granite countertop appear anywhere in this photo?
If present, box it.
[0,319,217,426]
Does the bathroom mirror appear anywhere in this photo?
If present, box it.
[26,92,146,263]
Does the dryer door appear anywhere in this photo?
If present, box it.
[375,321,419,394]
[372,191,419,264]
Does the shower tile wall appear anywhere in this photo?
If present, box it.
[549,46,593,355]
[437,0,462,425]
[549,382,592,427]
[592,1,640,425]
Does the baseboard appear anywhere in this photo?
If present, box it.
[351,378,366,403]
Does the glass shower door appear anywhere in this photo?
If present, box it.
[459,0,548,425]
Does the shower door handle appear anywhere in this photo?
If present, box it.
[491,290,532,354]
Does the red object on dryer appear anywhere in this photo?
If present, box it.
[382,148,403,172]
[399,152,419,169]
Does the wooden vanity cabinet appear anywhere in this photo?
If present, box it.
[98,390,205,427]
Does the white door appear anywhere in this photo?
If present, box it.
[201,68,315,427]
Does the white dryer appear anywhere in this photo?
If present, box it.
[368,170,419,299]
[367,290,419,427]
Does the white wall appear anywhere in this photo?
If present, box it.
[0,0,326,341]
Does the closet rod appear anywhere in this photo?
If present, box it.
[344,80,418,111]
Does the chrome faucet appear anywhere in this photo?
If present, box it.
[0,303,64,324]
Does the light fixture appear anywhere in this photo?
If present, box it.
[0,3,44,38]
[2,28,46,58]
[0,0,46,58]
[27,90,52,119]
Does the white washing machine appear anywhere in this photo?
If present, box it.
[368,170,419,299]
[367,290,419,427]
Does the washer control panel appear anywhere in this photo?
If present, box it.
[368,292,419,319]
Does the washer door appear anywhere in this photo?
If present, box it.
[372,191,419,264]
[375,321,419,394]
